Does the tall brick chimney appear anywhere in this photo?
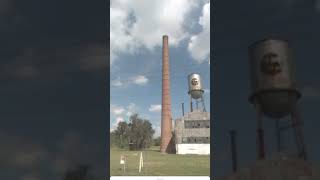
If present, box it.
[160,35,173,153]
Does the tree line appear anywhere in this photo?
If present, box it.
[110,114,159,150]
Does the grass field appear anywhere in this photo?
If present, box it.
[110,146,210,176]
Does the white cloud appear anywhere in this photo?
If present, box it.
[153,125,161,137]
[126,112,132,117]
[149,104,162,112]
[110,0,201,64]
[110,116,124,132]
[110,103,138,131]
[110,105,125,115]
[110,5,136,64]
[110,105,124,131]
[116,117,124,124]
[188,2,210,64]
[111,75,149,87]
[110,103,137,121]
[126,103,137,117]
[110,118,122,133]
[111,77,123,87]
[132,75,148,85]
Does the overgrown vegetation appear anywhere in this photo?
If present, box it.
[153,136,161,146]
[110,114,155,150]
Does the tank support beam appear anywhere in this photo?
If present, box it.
[189,94,206,113]
[291,105,307,160]
[255,101,265,160]
[196,99,199,110]
[190,96,193,112]
[201,96,207,112]
[275,119,281,152]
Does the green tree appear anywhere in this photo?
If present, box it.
[127,114,155,150]
[153,136,161,146]
[112,114,155,150]
[110,131,120,148]
[113,121,129,148]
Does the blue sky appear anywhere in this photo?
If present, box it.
[110,0,210,137]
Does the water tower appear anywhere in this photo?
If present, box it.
[188,73,206,112]
[174,73,210,155]
[248,38,307,160]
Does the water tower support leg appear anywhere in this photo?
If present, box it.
[190,96,193,112]
[196,100,199,110]
[275,119,281,152]
[291,106,307,160]
[255,102,265,160]
[201,96,207,112]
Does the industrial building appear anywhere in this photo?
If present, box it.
[175,110,210,155]
[160,35,210,155]
[174,73,210,155]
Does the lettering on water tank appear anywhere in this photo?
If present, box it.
[191,78,199,86]
[260,53,282,76]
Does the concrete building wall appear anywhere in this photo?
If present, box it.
[176,144,210,155]
[174,111,210,155]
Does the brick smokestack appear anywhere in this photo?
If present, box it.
[160,35,173,153]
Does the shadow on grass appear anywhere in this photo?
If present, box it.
[148,149,161,152]
[112,146,161,153]
[141,146,161,152]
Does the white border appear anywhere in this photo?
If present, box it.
[110,176,210,180]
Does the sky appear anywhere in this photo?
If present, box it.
[213,0,320,177]
[109,0,211,137]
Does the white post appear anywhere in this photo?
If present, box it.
[141,152,144,168]
[139,152,143,173]
[120,155,126,173]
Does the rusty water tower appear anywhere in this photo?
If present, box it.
[188,73,206,112]
[248,38,307,160]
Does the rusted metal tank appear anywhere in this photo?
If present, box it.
[188,73,204,99]
[248,38,301,118]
